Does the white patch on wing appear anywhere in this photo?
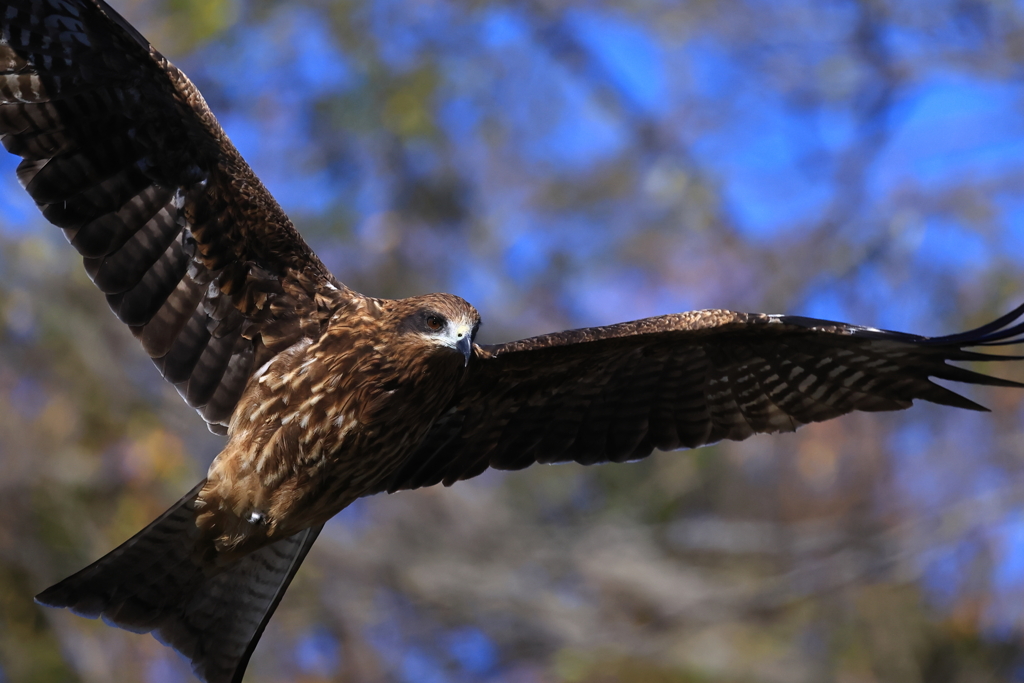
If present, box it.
[254,357,277,382]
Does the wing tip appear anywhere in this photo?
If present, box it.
[927,302,1024,347]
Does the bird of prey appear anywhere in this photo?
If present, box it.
[2,1,1023,681]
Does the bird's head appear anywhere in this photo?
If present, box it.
[393,293,481,367]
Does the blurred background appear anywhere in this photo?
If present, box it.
[3,0,1024,680]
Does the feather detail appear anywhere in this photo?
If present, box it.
[36,481,323,683]
[386,307,1024,492]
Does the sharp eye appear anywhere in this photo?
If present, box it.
[426,315,444,331]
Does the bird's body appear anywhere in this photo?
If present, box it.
[198,291,478,558]
[4,1,1024,682]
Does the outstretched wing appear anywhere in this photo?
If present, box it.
[0,0,346,433]
[388,306,1024,491]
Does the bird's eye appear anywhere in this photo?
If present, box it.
[426,315,444,331]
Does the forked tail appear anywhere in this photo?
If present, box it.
[36,480,323,683]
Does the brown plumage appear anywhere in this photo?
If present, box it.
[3,1,1024,682]
[198,292,478,560]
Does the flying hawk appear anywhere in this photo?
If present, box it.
[2,1,1023,681]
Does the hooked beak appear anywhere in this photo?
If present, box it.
[455,329,473,366]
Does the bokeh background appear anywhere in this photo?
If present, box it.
[4,0,1024,680]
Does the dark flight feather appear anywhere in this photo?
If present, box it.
[385,309,1024,491]
[0,0,345,435]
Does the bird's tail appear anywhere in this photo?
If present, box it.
[36,480,323,683]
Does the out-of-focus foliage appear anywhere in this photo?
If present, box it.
[3,0,1024,681]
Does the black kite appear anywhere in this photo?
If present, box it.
[2,1,1023,681]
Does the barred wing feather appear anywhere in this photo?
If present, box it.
[389,306,1024,491]
[0,0,343,434]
